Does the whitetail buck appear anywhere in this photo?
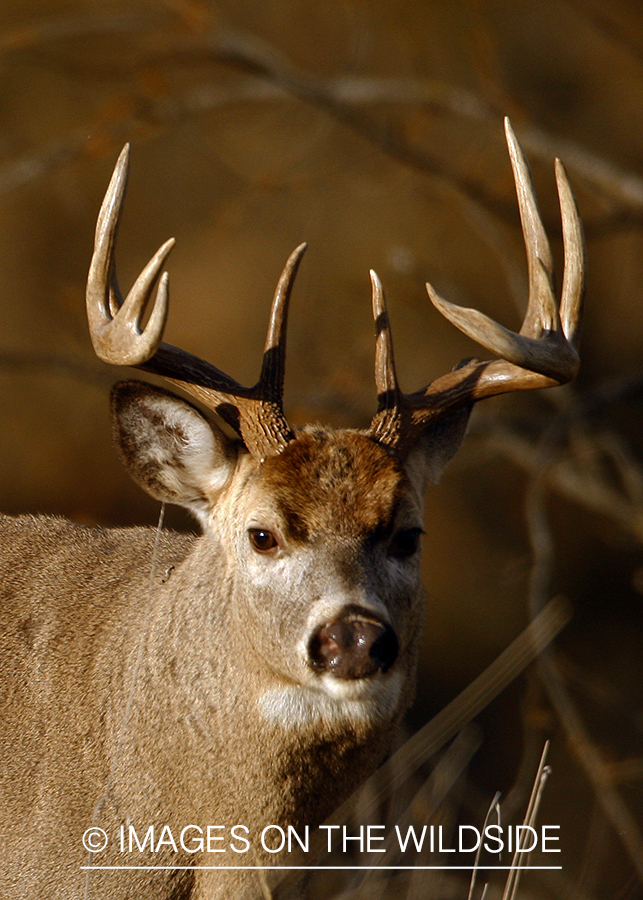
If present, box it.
[0,120,583,900]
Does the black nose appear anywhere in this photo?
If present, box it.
[308,611,399,679]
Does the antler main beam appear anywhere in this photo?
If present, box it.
[367,117,585,454]
[86,144,304,461]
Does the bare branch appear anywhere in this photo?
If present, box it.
[525,411,643,881]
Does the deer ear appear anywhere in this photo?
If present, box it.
[405,406,472,490]
[111,381,237,527]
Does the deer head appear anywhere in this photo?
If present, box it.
[85,118,583,732]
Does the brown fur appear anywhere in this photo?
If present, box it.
[0,383,470,900]
[261,427,408,543]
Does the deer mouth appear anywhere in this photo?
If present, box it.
[308,608,399,680]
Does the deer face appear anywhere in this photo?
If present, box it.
[227,429,426,707]
[112,383,442,730]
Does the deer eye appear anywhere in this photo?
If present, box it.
[248,528,279,554]
[389,527,423,559]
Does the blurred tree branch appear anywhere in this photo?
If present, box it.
[525,394,643,886]
[472,376,643,547]
[1,8,643,234]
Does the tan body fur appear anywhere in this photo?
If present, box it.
[0,415,455,900]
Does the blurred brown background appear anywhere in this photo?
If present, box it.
[0,1,641,897]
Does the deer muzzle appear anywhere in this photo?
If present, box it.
[308,609,399,680]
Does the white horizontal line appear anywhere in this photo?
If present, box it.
[82,865,562,871]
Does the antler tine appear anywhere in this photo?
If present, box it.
[504,117,559,339]
[212,245,307,461]
[258,243,307,402]
[555,158,585,349]
[87,146,298,461]
[86,144,175,367]
[367,271,409,446]
[371,270,400,402]
[366,119,584,456]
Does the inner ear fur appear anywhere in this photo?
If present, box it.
[111,381,238,525]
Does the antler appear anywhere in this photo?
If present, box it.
[86,144,305,461]
[88,121,583,463]
[367,117,585,455]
